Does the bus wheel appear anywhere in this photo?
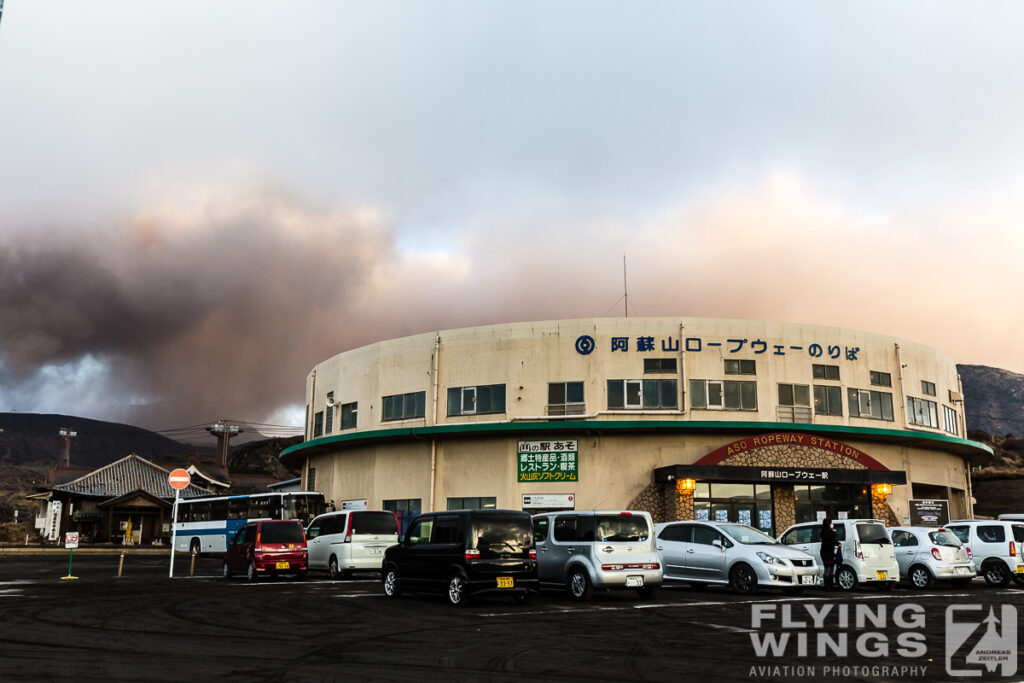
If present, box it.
[189,538,201,556]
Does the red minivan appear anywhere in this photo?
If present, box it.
[222,520,308,581]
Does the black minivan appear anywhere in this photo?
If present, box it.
[381,509,537,606]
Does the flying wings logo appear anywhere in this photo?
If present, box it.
[946,605,1017,677]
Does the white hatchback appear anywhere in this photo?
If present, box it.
[778,519,900,591]
[306,510,400,579]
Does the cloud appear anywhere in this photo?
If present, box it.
[1,171,1022,433]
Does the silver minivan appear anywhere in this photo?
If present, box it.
[306,510,400,579]
[655,521,818,595]
[532,510,663,601]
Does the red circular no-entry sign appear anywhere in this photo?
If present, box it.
[168,468,191,490]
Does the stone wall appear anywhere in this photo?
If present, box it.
[627,481,667,521]
[719,445,869,470]
[773,485,796,532]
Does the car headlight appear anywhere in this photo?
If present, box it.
[756,552,787,566]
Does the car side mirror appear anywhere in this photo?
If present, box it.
[713,539,725,551]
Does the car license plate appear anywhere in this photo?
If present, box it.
[368,547,383,555]
[800,575,815,585]
[875,571,886,580]
[275,561,290,570]
[625,575,643,588]
[1017,566,1023,575]
[957,567,973,576]
[496,576,514,589]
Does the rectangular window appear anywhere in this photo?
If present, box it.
[777,383,811,423]
[548,381,585,415]
[383,391,426,421]
[907,396,939,428]
[813,385,843,417]
[313,411,324,437]
[847,389,894,421]
[869,371,892,387]
[643,358,677,373]
[724,359,756,375]
[608,379,677,409]
[943,405,960,436]
[307,467,316,492]
[690,380,756,411]
[446,496,497,510]
[922,381,936,396]
[340,402,357,429]
[447,385,505,416]
[812,364,840,381]
[383,498,421,534]
[324,392,334,434]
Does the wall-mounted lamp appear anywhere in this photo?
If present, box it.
[676,478,697,494]
[872,483,892,496]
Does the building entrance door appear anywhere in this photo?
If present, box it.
[694,483,774,534]
[793,484,872,523]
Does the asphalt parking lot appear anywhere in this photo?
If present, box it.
[1,553,1022,682]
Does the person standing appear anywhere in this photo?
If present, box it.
[820,518,838,589]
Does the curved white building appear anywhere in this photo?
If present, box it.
[282,318,990,534]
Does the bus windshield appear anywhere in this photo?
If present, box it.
[283,494,326,526]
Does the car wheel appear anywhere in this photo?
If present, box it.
[221,561,231,579]
[328,556,340,580]
[637,584,660,600]
[246,562,257,583]
[447,574,469,607]
[729,563,759,595]
[568,568,593,601]
[782,587,805,596]
[382,566,401,598]
[189,538,201,556]
[983,562,1011,587]
[909,565,933,589]
[836,566,858,592]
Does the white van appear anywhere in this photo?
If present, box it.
[306,510,400,579]
[778,519,900,591]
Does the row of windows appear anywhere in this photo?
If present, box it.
[313,382,959,435]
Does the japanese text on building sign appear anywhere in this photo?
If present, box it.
[518,440,578,482]
[582,335,860,361]
[759,469,831,481]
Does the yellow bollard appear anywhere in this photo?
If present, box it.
[117,553,125,578]
[189,550,196,577]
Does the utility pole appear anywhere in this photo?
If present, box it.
[58,428,77,467]
[207,421,243,469]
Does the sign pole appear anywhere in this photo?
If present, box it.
[169,488,179,578]
[61,532,79,580]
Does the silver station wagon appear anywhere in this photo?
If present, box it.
[888,526,975,589]
[655,521,818,595]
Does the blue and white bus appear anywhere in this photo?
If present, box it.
[172,491,327,554]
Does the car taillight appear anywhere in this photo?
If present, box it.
[619,512,632,516]
[1011,541,1017,557]
[601,563,659,571]
[529,549,537,560]
[602,564,625,571]
[465,549,480,559]
[855,542,863,560]
[344,533,352,543]
[966,546,973,559]
[931,548,942,560]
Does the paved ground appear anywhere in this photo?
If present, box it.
[0,554,1021,682]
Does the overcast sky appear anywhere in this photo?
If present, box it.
[1,2,1022,436]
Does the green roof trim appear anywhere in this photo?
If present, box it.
[281,419,992,460]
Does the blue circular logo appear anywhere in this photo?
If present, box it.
[575,335,595,355]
